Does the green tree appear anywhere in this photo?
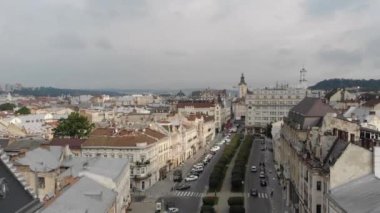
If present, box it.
[0,103,16,111]
[15,106,31,115]
[53,112,95,138]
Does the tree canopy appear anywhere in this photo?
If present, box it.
[0,103,16,111]
[15,106,31,115]
[310,79,380,91]
[53,112,95,138]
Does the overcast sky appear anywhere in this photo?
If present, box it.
[0,0,379,90]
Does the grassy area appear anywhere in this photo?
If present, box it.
[208,134,241,192]
[230,135,253,192]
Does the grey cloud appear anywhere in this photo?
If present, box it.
[277,48,292,56]
[50,33,86,49]
[0,0,378,89]
[164,50,189,57]
[305,0,369,16]
[95,38,113,50]
[366,38,380,57]
[318,48,362,66]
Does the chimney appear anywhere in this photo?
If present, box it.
[374,147,380,179]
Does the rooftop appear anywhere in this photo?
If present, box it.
[329,174,380,213]
[41,177,116,213]
[290,97,336,117]
[0,149,42,213]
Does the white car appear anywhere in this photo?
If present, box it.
[185,175,199,182]
[210,146,220,152]
[168,207,179,213]
[194,163,204,167]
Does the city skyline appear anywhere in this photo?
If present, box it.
[0,0,379,89]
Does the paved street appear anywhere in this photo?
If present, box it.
[161,136,226,213]
[245,136,285,213]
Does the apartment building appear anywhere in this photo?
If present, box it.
[177,100,229,132]
[13,146,131,212]
[245,85,308,131]
[81,127,171,191]
[275,98,373,213]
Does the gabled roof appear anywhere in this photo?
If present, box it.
[4,138,46,152]
[16,146,63,172]
[329,174,380,213]
[41,177,116,213]
[324,88,339,100]
[291,97,336,117]
[0,149,42,213]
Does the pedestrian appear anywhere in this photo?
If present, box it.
[270,190,274,197]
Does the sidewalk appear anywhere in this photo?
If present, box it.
[265,137,289,213]
[213,143,243,213]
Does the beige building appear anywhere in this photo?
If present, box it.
[14,146,131,212]
[81,127,171,191]
[275,98,374,213]
[177,100,227,132]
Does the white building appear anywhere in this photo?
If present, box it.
[245,85,308,131]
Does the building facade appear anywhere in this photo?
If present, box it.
[245,85,308,131]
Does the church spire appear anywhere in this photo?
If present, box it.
[239,73,246,85]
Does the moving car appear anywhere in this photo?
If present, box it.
[175,184,191,191]
[250,188,258,197]
[185,175,199,182]
[251,165,257,172]
[260,180,267,187]
[259,171,265,179]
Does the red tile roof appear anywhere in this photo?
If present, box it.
[50,138,86,149]
[362,99,380,108]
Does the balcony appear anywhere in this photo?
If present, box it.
[134,160,151,167]
[133,173,152,180]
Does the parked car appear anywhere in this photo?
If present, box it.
[261,147,265,151]
[250,188,258,197]
[251,165,257,172]
[168,207,180,213]
[175,184,191,191]
[190,170,201,176]
[210,146,220,152]
[192,167,203,173]
[194,163,204,167]
[185,175,199,182]
[260,180,267,187]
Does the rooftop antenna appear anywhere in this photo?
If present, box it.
[299,67,307,88]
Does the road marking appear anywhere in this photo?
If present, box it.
[175,191,203,197]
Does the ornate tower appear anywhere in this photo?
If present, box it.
[238,73,248,98]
